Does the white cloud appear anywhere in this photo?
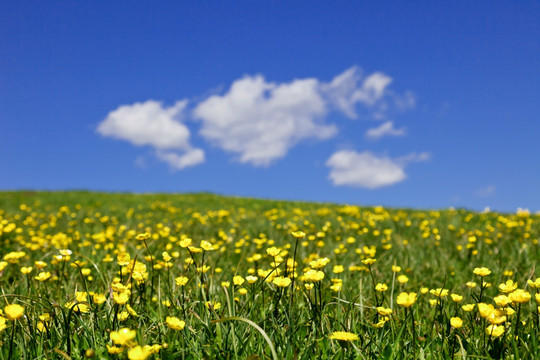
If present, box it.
[156,149,205,170]
[326,150,429,189]
[396,152,431,164]
[192,67,412,166]
[393,90,416,111]
[365,121,406,140]
[193,75,337,166]
[97,100,205,169]
[98,66,416,170]
[474,185,496,198]
[322,66,393,118]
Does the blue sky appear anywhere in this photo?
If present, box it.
[1,1,539,212]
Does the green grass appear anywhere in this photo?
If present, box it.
[0,191,538,359]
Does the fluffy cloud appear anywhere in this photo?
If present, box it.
[193,75,337,166]
[156,149,205,170]
[97,100,204,169]
[322,66,393,118]
[98,67,416,170]
[326,150,429,189]
[192,67,410,166]
[365,121,406,140]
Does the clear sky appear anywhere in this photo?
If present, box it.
[1,1,539,212]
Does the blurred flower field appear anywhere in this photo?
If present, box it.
[0,191,539,359]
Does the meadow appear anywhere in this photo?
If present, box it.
[0,191,538,359]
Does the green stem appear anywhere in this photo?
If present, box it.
[143,239,155,299]
[289,237,299,327]
[514,304,522,338]
[409,307,417,349]
[8,319,16,359]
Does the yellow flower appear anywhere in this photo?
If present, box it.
[266,247,280,257]
[485,311,506,325]
[205,301,221,310]
[34,261,47,269]
[146,344,162,354]
[330,282,342,292]
[244,275,257,284]
[430,288,449,298]
[110,328,136,346]
[4,251,25,263]
[309,258,330,269]
[329,331,359,341]
[499,307,515,316]
[450,317,463,328]
[81,268,91,276]
[65,301,90,314]
[59,249,72,256]
[117,252,131,266]
[291,231,306,238]
[166,316,186,330]
[189,246,203,254]
[233,275,245,286]
[36,321,45,332]
[76,291,88,302]
[107,345,124,354]
[200,241,215,251]
[179,238,192,248]
[128,345,151,360]
[221,281,230,287]
[4,304,24,320]
[377,307,393,316]
[303,269,325,283]
[493,295,512,307]
[478,303,495,318]
[375,283,388,292]
[450,294,463,302]
[397,275,409,283]
[462,304,475,312]
[113,292,130,305]
[396,292,417,308]
[509,289,531,303]
[372,318,388,328]
[362,258,377,266]
[93,293,107,304]
[473,267,491,277]
[175,276,189,286]
[135,233,151,241]
[20,267,33,274]
[35,271,51,282]
[465,281,477,288]
[391,265,402,273]
[333,265,344,274]
[160,252,172,264]
[118,311,129,321]
[112,282,128,293]
[498,279,518,293]
[486,324,505,338]
[527,278,540,288]
[126,304,138,317]
[272,276,292,287]
[238,287,248,295]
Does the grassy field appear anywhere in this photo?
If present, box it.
[0,191,539,359]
